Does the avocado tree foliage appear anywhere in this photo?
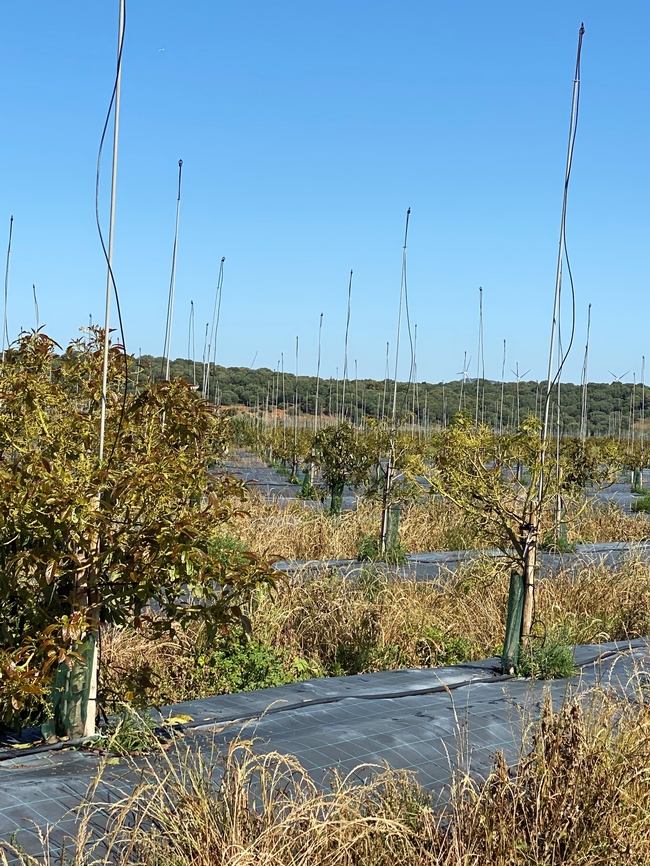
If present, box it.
[0,330,275,733]
[427,413,620,660]
[314,422,372,514]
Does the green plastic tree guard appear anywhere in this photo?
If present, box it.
[502,571,524,674]
[386,505,401,552]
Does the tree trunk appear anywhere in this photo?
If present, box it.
[49,505,102,738]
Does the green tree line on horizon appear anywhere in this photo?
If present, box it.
[139,353,646,438]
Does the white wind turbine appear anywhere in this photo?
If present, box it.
[458,351,471,411]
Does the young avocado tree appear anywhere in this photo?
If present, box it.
[428,414,619,671]
[622,439,647,494]
[363,420,425,555]
[0,330,275,735]
[314,422,372,514]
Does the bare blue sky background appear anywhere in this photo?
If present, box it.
[0,2,648,384]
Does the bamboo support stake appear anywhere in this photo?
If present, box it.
[529,23,585,642]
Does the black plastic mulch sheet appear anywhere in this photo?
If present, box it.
[0,638,648,862]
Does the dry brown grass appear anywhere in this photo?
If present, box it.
[254,557,650,675]
[252,559,508,674]
[99,557,650,709]
[570,498,650,543]
[534,557,650,644]
[7,688,650,865]
[230,492,478,561]
[230,491,650,562]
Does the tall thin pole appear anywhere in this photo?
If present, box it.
[203,256,225,399]
[281,352,286,445]
[201,322,209,387]
[459,351,468,411]
[475,286,483,426]
[98,0,125,462]
[335,367,339,418]
[412,324,418,432]
[354,359,359,428]
[211,257,226,406]
[528,23,585,645]
[32,284,40,330]
[392,208,411,425]
[515,363,521,427]
[1,216,13,362]
[188,300,196,386]
[382,209,410,552]
[314,313,323,434]
[381,341,389,422]
[642,356,646,444]
[580,302,591,440]
[294,336,299,462]
[499,339,506,433]
[541,24,585,450]
[163,159,184,382]
[341,269,353,422]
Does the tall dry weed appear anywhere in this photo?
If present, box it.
[6,688,650,865]
[231,492,479,561]
[570,499,650,544]
[232,491,650,562]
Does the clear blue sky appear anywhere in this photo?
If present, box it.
[1,1,648,384]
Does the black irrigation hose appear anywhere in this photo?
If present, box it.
[0,643,642,762]
[183,643,639,735]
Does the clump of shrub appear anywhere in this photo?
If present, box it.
[516,640,576,679]
[356,535,408,565]
[99,625,318,715]
[632,494,650,514]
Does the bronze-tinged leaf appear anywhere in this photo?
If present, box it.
[0,329,277,706]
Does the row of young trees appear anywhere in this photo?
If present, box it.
[238,411,630,517]
[236,411,628,669]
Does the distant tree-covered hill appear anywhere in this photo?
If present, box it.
[140,353,643,437]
